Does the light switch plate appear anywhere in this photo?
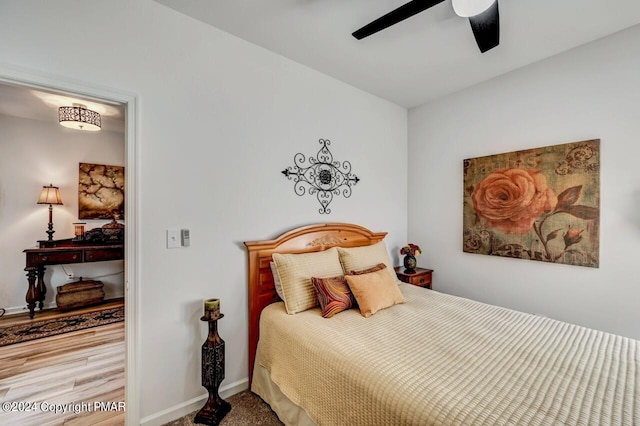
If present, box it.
[167,229,181,249]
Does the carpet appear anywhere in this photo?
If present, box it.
[0,305,124,347]
[164,390,284,426]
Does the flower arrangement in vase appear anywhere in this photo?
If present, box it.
[400,243,421,274]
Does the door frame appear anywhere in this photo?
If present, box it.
[0,63,140,425]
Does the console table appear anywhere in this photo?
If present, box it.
[23,238,124,319]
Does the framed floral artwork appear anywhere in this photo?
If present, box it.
[78,163,125,220]
[463,139,600,268]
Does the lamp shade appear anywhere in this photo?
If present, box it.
[59,104,101,131]
[452,0,496,17]
[37,184,63,205]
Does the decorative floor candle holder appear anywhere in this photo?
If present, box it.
[194,299,231,425]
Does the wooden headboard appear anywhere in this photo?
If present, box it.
[243,223,387,383]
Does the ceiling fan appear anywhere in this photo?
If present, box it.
[352,0,500,53]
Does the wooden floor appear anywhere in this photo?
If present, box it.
[0,321,125,425]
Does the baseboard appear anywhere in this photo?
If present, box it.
[2,303,55,317]
[139,378,249,426]
[1,295,125,318]
[5,305,36,315]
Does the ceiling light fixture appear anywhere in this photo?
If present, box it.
[452,0,496,17]
[59,103,101,131]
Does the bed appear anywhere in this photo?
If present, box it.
[244,223,639,426]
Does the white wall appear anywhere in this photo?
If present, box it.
[408,25,640,340]
[0,115,125,313]
[0,1,408,423]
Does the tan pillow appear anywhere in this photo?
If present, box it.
[272,247,344,314]
[338,241,396,283]
[345,268,405,318]
[269,262,285,301]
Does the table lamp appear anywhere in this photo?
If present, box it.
[37,184,63,241]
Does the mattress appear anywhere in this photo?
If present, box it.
[252,284,639,426]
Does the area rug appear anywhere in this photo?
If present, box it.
[0,306,124,347]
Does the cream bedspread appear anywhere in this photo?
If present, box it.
[254,284,639,426]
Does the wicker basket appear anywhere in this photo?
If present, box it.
[56,279,105,311]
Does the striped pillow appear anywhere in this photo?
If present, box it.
[272,247,344,314]
[269,262,285,301]
[311,275,354,318]
[349,263,387,276]
[337,241,397,283]
[311,264,389,318]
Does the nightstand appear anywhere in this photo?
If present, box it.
[394,267,433,289]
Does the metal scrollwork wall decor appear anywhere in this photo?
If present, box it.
[281,139,360,214]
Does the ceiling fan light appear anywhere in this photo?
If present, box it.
[452,0,496,18]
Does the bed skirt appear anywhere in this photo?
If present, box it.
[251,351,316,426]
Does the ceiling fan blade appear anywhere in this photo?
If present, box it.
[468,0,500,53]
[352,0,446,40]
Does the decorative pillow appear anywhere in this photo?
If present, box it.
[311,275,355,318]
[349,263,387,276]
[345,268,405,318]
[338,241,397,283]
[269,262,285,301]
[272,247,344,314]
[310,264,385,319]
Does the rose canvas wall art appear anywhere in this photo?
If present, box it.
[79,163,125,220]
[463,140,600,268]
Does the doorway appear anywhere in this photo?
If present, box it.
[0,64,138,425]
